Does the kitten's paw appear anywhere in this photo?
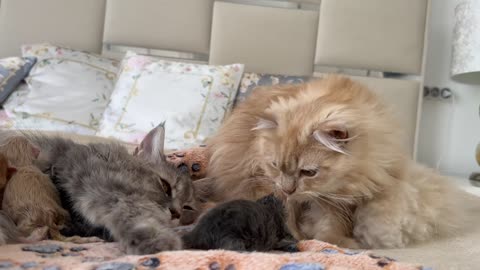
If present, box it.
[25,226,49,242]
[66,236,104,244]
[172,225,195,236]
[124,227,182,255]
[166,146,208,180]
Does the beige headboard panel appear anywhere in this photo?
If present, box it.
[0,0,428,158]
[0,0,106,58]
[315,0,428,74]
[349,76,421,156]
[208,2,319,76]
[103,0,214,55]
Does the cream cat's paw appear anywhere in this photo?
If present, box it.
[338,237,362,249]
[124,227,182,255]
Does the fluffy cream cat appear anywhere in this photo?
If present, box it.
[203,75,467,249]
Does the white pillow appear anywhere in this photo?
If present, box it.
[12,44,119,131]
[2,83,96,135]
[97,51,244,149]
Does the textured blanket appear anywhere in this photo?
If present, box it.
[0,240,429,270]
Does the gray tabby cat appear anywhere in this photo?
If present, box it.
[16,124,197,254]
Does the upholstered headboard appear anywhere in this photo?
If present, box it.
[0,0,430,158]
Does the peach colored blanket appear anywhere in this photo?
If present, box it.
[0,240,429,270]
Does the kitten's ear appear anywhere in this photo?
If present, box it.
[256,193,281,207]
[313,123,353,155]
[31,145,40,159]
[137,121,166,160]
[252,117,277,131]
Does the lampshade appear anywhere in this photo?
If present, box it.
[451,0,480,84]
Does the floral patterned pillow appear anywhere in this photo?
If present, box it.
[10,44,119,131]
[97,51,244,149]
[1,83,98,135]
[0,57,36,106]
[233,72,310,107]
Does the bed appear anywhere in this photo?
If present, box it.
[1,1,479,269]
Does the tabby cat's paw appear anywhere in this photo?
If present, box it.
[124,227,182,255]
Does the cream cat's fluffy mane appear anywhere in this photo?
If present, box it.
[206,75,405,200]
[202,75,469,248]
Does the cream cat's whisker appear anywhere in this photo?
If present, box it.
[307,191,358,204]
[301,191,347,214]
[299,191,354,232]
[303,193,352,233]
[319,193,362,204]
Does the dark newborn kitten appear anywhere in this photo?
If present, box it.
[182,194,296,252]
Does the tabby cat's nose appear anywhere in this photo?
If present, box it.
[169,208,181,219]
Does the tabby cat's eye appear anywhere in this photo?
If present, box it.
[271,161,278,167]
[183,205,194,211]
[300,169,317,177]
[161,179,172,197]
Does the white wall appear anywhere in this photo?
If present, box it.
[417,0,480,177]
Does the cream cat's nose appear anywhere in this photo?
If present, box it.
[280,176,297,195]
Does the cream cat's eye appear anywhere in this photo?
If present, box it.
[271,161,278,167]
[300,169,317,177]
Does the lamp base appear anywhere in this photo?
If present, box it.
[469,172,480,187]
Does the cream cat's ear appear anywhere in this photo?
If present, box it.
[6,166,16,180]
[135,121,166,160]
[252,117,277,131]
[313,123,353,155]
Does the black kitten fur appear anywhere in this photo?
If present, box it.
[48,166,113,241]
[182,194,296,251]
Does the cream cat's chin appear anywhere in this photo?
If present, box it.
[205,75,468,249]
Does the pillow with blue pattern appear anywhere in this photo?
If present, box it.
[0,57,36,106]
[233,72,310,107]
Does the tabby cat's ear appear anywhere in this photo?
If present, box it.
[6,167,16,180]
[136,122,166,160]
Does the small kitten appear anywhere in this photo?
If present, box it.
[18,123,197,254]
[2,165,70,241]
[0,136,72,242]
[0,210,19,245]
[0,153,16,206]
[0,136,40,166]
[0,210,57,245]
[182,194,295,251]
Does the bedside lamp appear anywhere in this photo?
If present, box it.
[451,0,480,185]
